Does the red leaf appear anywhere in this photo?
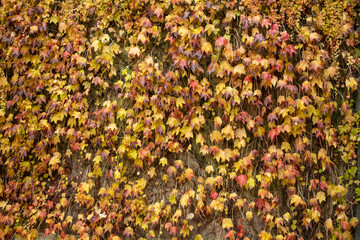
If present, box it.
[319,181,328,191]
[268,128,278,141]
[225,230,235,240]
[267,113,278,122]
[256,198,265,210]
[210,191,218,200]
[244,75,251,82]
[236,175,247,187]
[215,37,228,47]
[341,220,351,231]
[261,18,271,28]
[170,226,177,236]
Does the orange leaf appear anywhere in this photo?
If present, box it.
[184,168,195,181]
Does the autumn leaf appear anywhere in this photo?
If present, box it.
[233,64,245,75]
[184,168,195,181]
[221,125,234,140]
[253,126,265,139]
[215,37,228,47]
[325,219,333,232]
[210,130,223,143]
[222,218,234,230]
[95,226,103,236]
[159,157,168,167]
[135,178,147,192]
[316,191,326,204]
[236,174,247,187]
[180,126,193,140]
[210,191,218,200]
[225,230,235,240]
[123,227,134,237]
[214,116,223,129]
[59,22,66,32]
[128,46,141,58]
[246,211,253,221]
[201,42,213,54]
[176,97,185,108]
[194,234,204,240]
[290,194,305,207]
[180,193,189,208]
[268,128,278,141]
[345,77,357,92]
[259,231,272,240]
[205,165,214,174]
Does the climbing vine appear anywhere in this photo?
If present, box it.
[0,0,360,239]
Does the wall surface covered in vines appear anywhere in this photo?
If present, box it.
[1,0,360,239]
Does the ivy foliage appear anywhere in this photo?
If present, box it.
[1,0,360,239]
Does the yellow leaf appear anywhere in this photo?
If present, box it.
[98,187,107,196]
[147,167,156,178]
[233,64,245,75]
[49,152,61,167]
[222,218,234,230]
[235,128,247,139]
[128,46,141,58]
[316,191,326,204]
[247,177,255,189]
[215,83,226,94]
[176,97,185,108]
[221,124,234,140]
[117,108,127,120]
[95,226,103,236]
[205,165,214,174]
[180,126,193,140]
[114,170,121,180]
[210,130,223,143]
[137,32,147,44]
[194,234,204,240]
[136,178,147,191]
[325,218,333,232]
[167,117,179,128]
[315,233,323,239]
[134,158,143,168]
[214,116,223,129]
[91,40,101,52]
[111,44,121,54]
[345,77,357,92]
[246,211,253,221]
[254,126,265,138]
[0,76,9,88]
[259,231,272,240]
[59,22,66,32]
[93,155,102,164]
[110,236,121,240]
[201,42,213,54]
[178,26,189,37]
[60,198,68,207]
[106,123,117,131]
[180,193,189,208]
[159,157,168,167]
[283,212,291,221]
[290,194,305,207]
[196,133,205,146]
[281,142,291,152]
[128,149,138,159]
